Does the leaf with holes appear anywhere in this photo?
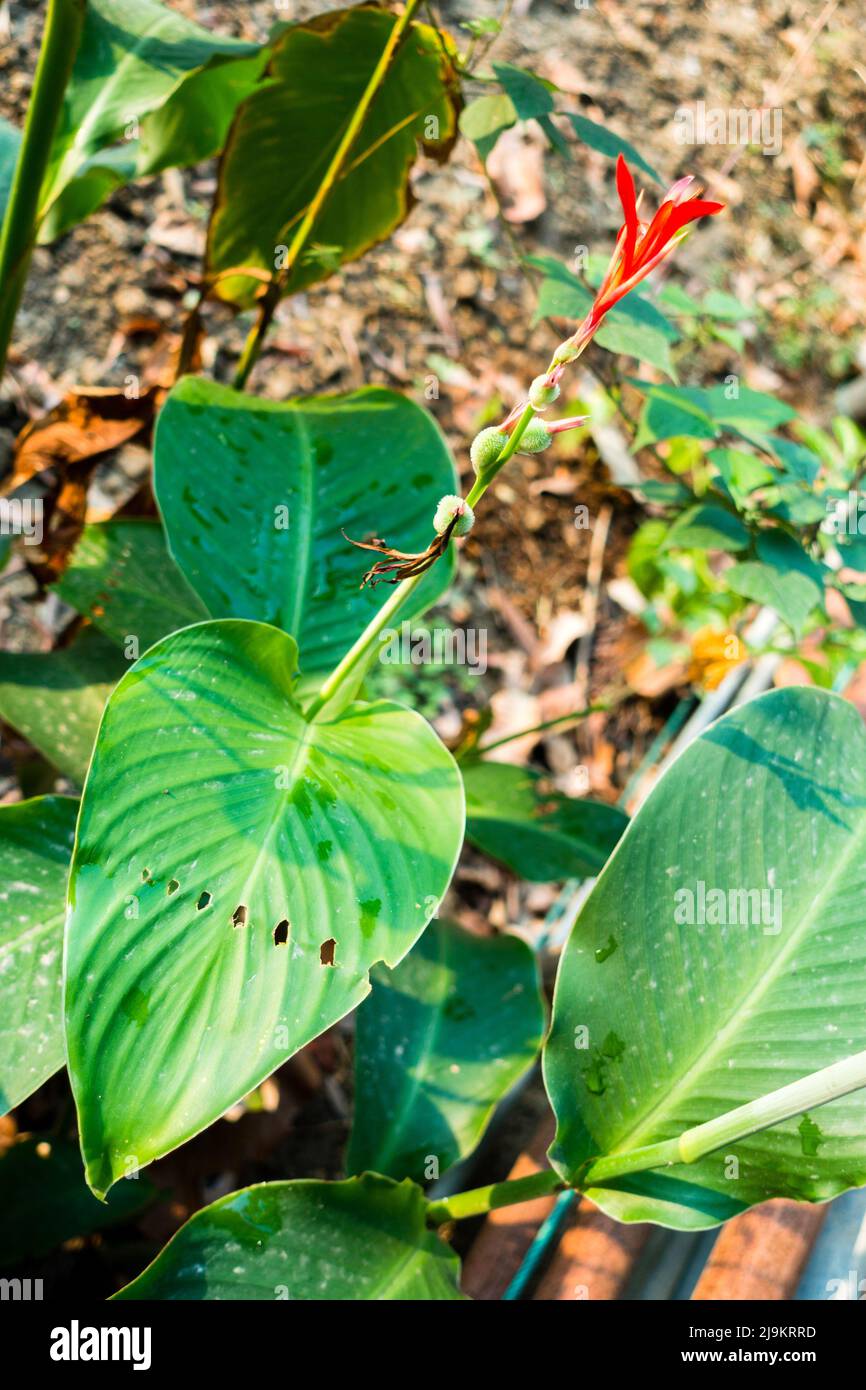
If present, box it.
[0,630,126,785]
[154,378,457,688]
[206,5,458,306]
[54,519,208,654]
[544,687,866,1229]
[347,919,545,1182]
[0,797,78,1114]
[113,1174,464,1300]
[64,620,464,1196]
[463,761,627,880]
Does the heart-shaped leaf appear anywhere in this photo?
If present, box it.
[347,919,545,1181]
[113,1174,464,1300]
[544,687,866,1229]
[54,519,208,654]
[65,620,464,1196]
[463,761,627,880]
[0,797,77,1114]
[154,378,457,686]
[206,5,458,305]
[0,630,126,784]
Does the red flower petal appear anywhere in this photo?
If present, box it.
[615,155,639,273]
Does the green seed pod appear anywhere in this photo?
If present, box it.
[434,494,475,537]
[528,375,560,409]
[470,426,509,474]
[518,419,553,453]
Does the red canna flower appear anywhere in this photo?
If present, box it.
[552,155,725,366]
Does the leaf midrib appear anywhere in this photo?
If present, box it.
[605,789,866,1158]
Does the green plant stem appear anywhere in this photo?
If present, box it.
[473,702,609,756]
[0,0,86,384]
[233,0,423,390]
[426,1169,563,1225]
[428,1048,866,1224]
[304,571,425,720]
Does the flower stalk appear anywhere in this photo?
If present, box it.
[426,1047,866,1226]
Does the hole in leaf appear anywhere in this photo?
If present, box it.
[232,905,248,928]
[320,938,336,967]
[167,879,180,895]
[273,919,289,946]
[141,868,151,882]
[196,891,212,911]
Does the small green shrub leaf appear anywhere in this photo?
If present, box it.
[0,797,78,1114]
[662,503,751,553]
[564,113,660,182]
[113,1174,464,1300]
[348,919,545,1181]
[463,761,627,879]
[154,378,456,687]
[65,620,464,1196]
[544,687,866,1229]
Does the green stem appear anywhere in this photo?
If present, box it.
[304,571,425,720]
[585,1046,866,1186]
[473,702,609,756]
[233,0,423,390]
[0,0,86,384]
[427,1048,866,1225]
[426,1169,563,1225]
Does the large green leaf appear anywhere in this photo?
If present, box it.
[544,687,866,1229]
[0,1136,152,1266]
[206,5,458,305]
[347,919,545,1182]
[0,797,77,1114]
[114,1174,464,1300]
[0,629,126,785]
[154,378,457,686]
[463,761,627,880]
[65,620,464,1197]
[54,519,208,653]
[37,0,263,240]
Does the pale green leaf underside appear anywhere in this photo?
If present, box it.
[65,619,464,1196]
[154,378,457,685]
[544,687,866,1229]
[348,919,545,1181]
[0,797,78,1114]
[113,1174,464,1300]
